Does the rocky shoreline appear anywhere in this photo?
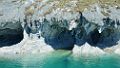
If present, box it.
[0,12,120,57]
[0,0,120,57]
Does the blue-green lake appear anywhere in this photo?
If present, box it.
[0,51,120,68]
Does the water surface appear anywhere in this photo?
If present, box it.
[0,51,120,68]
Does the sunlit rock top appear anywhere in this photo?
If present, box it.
[0,0,120,24]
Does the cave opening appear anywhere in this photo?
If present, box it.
[0,25,24,47]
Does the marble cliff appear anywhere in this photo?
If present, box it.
[0,0,120,56]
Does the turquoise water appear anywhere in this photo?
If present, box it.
[0,51,120,68]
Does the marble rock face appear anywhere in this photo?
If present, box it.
[41,20,74,50]
[30,15,120,50]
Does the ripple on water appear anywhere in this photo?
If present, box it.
[0,51,120,68]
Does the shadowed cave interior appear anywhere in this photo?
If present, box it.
[0,22,24,47]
